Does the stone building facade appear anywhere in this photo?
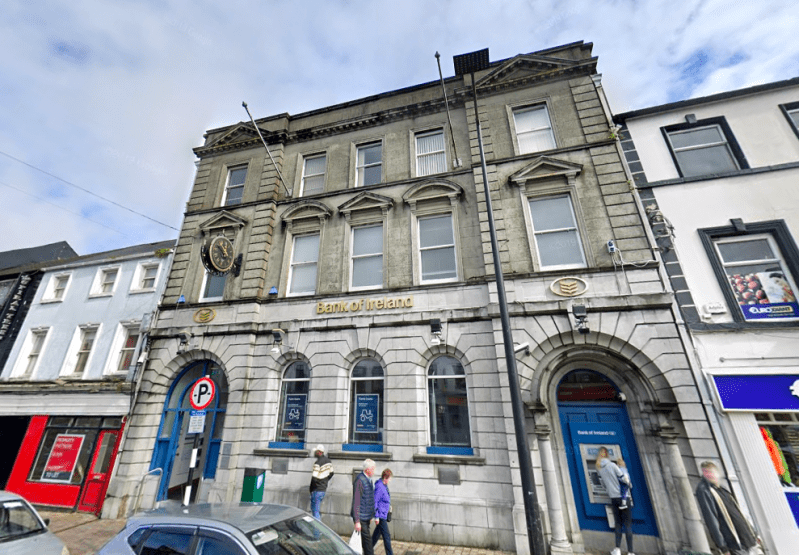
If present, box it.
[106,42,719,555]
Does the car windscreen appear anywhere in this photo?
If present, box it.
[248,514,353,555]
[0,500,46,542]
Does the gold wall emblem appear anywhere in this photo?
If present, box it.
[193,308,216,323]
[549,277,588,297]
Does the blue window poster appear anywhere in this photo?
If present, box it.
[283,394,307,431]
[355,394,379,433]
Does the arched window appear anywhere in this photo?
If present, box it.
[428,356,471,450]
[348,359,384,448]
[275,361,311,445]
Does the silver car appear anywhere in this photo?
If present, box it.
[97,502,355,555]
[0,491,69,555]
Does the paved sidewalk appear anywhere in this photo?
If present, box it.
[39,510,126,555]
[37,509,521,555]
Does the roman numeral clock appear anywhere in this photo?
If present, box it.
[201,235,241,276]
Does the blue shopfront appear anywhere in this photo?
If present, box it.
[712,373,799,531]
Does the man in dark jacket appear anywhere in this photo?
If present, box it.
[695,461,757,555]
[352,459,376,555]
[309,444,334,520]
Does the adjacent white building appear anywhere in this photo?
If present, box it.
[616,76,799,555]
[0,240,174,514]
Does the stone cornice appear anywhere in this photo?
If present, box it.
[0,379,132,394]
[192,61,598,159]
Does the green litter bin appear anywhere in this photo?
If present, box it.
[241,468,265,502]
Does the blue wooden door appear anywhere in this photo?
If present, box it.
[558,402,659,536]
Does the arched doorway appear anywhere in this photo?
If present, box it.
[557,370,658,537]
[150,359,228,501]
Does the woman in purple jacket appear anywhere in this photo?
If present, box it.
[372,468,393,555]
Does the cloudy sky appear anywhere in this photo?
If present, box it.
[1,0,798,256]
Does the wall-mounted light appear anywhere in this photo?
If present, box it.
[571,305,590,335]
[268,286,278,296]
[430,319,443,346]
[271,328,285,355]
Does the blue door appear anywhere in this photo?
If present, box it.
[150,360,227,501]
[557,371,658,537]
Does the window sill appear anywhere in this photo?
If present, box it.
[129,288,156,295]
[40,298,63,304]
[88,292,114,299]
[254,443,308,457]
[329,447,392,461]
[412,452,486,465]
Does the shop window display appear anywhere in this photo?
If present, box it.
[756,413,799,487]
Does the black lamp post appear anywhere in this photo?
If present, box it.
[453,48,546,555]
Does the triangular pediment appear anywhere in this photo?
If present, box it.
[281,200,333,225]
[402,179,463,206]
[199,211,248,235]
[205,123,261,149]
[475,54,595,91]
[338,192,394,218]
[509,156,582,186]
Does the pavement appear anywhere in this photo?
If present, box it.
[37,509,521,555]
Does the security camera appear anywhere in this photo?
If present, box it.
[514,342,530,354]
[176,330,192,343]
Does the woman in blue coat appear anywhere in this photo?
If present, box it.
[372,468,393,555]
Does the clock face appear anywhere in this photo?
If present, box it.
[209,236,234,273]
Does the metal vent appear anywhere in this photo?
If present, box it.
[437,465,460,485]
[272,458,288,475]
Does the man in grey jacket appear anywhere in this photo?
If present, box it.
[695,461,758,555]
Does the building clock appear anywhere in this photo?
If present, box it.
[204,236,235,273]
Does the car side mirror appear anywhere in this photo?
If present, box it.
[43,517,50,526]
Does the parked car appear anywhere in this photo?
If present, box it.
[0,491,69,555]
[97,502,355,555]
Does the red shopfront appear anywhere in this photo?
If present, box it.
[6,415,124,514]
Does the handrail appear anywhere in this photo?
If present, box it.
[131,467,163,516]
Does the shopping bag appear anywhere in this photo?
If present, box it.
[348,531,363,554]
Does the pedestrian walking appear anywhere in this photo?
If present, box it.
[596,447,634,555]
[309,444,334,520]
[695,461,759,555]
[352,459,377,555]
[372,468,393,555]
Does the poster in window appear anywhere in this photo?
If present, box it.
[283,394,306,431]
[728,271,799,320]
[355,394,379,433]
[42,434,84,483]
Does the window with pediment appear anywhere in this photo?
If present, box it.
[509,156,590,271]
[403,180,463,285]
[280,200,332,297]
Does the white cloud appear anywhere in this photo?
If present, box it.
[1,0,797,255]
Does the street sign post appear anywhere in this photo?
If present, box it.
[184,377,216,505]
[189,377,216,410]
